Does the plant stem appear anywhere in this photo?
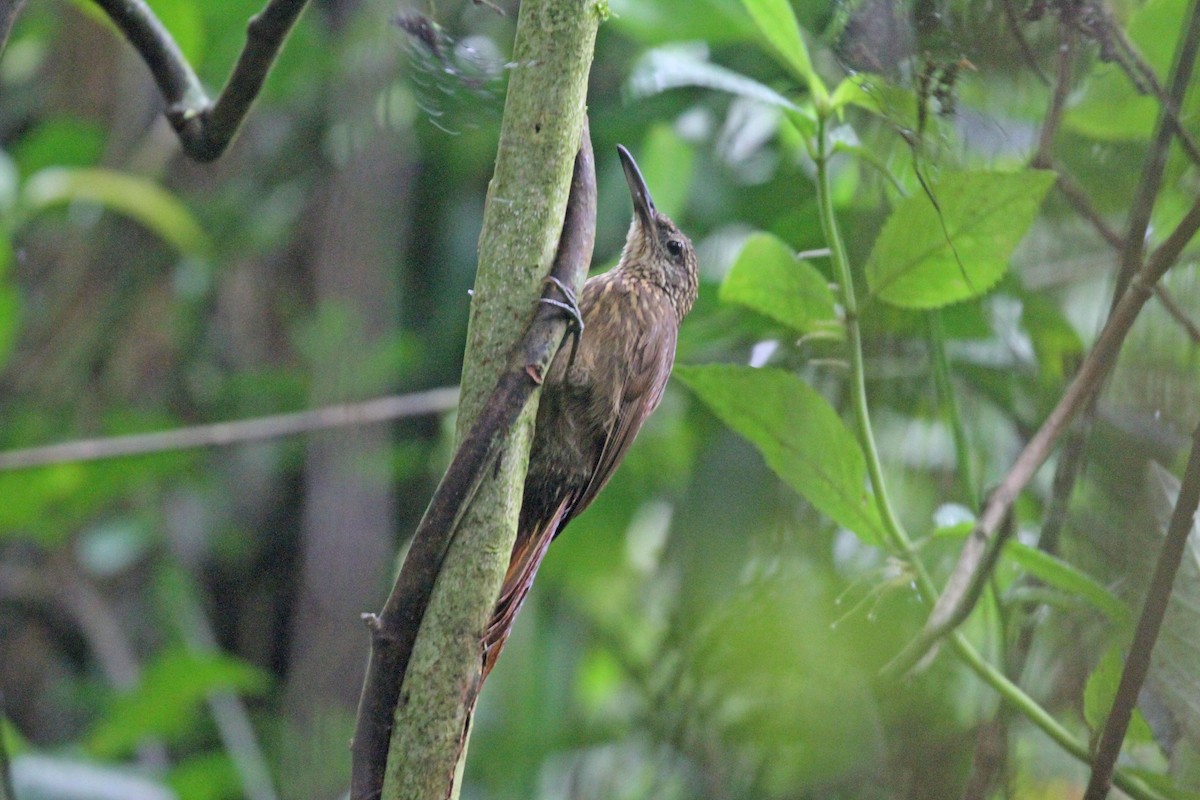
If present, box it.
[814,116,914,562]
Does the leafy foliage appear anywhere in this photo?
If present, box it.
[2,0,1199,798]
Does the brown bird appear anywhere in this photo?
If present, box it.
[482,145,699,676]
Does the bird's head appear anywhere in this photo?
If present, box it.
[617,145,698,320]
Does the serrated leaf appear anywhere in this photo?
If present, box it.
[676,364,884,545]
[22,167,209,255]
[720,232,841,336]
[866,170,1055,309]
[739,0,827,101]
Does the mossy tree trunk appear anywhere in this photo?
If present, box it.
[380,2,603,798]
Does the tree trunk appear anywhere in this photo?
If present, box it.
[380,1,602,797]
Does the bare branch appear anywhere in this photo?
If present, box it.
[1030,20,1075,170]
[1084,423,1200,799]
[89,0,311,162]
[1000,0,1049,85]
[0,388,459,471]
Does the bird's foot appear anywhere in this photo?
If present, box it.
[539,276,583,370]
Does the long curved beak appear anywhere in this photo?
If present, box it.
[617,144,656,230]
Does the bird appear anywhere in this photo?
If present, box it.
[481,144,699,676]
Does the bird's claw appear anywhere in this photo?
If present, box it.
[539,275,584,371]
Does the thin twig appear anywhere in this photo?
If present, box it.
[89,0,311,161]
[889,195,1200,676]
[0,387,459,471]
[1100,0,1200,168]
[1031,20,1075,170]
[1053,167,1124,250]
[1119,0,1200,295]
[1083,423,1200,800]
[1154,284,1200,344]
[1000,0,1050,85]
[348,126,596,800]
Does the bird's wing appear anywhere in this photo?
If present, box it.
[566,299,677,527]
[483,286,677,676]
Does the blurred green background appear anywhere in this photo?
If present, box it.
[1,0,1199,798]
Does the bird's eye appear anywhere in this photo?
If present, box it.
[666,239,684,259]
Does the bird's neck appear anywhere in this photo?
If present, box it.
[613,261,696,323]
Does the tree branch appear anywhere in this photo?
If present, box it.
[89,0,311,161]
[1083,423,1200,800]
[372,3,601,789]
[0,388,459,471]
[350,121,597,800]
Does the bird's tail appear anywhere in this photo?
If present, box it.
[481,501,571,677]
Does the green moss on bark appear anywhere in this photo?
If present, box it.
[380,2,599,798]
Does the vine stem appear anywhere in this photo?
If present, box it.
[811,116,1167,800]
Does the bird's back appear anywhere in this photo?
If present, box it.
[482,268,679,673]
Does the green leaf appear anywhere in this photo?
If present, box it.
[676,364,884,545]
[1083,645,1156,744]
[1004,541,1131,629]
[21,167,209,255]
[630,46,802,112]
[87,648,270,758]
[720,232,841,336]
[638,124,694,221]
[866,170,1055,309]
[739,0,827,102]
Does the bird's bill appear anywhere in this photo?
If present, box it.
[617,144,656,229]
